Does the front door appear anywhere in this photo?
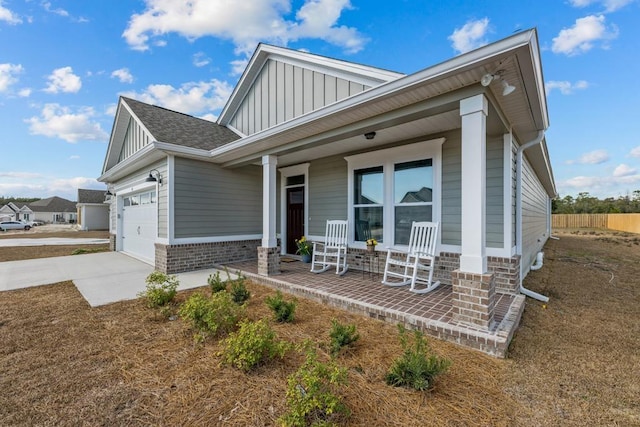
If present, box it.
[286,187,304,254]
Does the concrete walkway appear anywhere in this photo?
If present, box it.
[0,252,236,307]
[0,237,110,247]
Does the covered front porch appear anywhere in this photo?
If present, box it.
[225,257,525,357]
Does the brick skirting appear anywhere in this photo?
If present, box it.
[155,239,261,274]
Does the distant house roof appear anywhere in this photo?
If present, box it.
[122,97,241,150]
[28,196,77,213]
[400,187,433,203]
[77,189,106,204]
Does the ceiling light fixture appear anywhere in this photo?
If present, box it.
[364,131,376,140]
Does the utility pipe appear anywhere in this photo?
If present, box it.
[516,130,550,302]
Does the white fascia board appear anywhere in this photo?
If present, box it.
[153,141,213,159]
[102,101,127,174]
[212,30,538,160]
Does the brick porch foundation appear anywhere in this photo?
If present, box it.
[258,246,281,276]
[451,270,496,330]
[154,239,260,274]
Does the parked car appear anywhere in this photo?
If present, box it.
[29,220,45,227]
[0,221,31,231]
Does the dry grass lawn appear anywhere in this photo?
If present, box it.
[1,230,639,426]
[0,229,109,261]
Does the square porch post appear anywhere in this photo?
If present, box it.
[258,155,280,276]
[453,94,495,330]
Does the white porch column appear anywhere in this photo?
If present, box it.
[262,155,278,248]
[459,94,488,274]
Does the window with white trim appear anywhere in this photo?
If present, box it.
[346,138,443,247]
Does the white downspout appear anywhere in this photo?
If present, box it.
[516,130,549,302]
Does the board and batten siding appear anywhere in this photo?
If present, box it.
[118,117,151,163]
[230,59,370,136]
[486,136,504,248]
[308,155,348,236]
[521,155,549,271]
[173,158,262,238]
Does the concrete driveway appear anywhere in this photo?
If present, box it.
[0,252,234,307]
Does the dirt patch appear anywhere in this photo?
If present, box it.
[0,231,638,426]
[0,244,110,262]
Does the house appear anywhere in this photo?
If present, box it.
[0,202,33,222]
[28,196,77,224]
[99,29,554,339]
[76,189,109,231]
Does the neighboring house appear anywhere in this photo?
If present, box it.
[0,202,33,222]
[76,189,109,231]
[28,196,77,224]
[99,30,555,332]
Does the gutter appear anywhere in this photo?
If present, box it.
[516,130,550,302]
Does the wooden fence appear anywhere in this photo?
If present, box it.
[552,213,640,234]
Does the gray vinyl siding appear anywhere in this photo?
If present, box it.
[118,117,152,162]
[440,131,504,247]
[486,136,504,248]
[230,59,371,136]
[308,155,348,235]
[173,157,261,238]
[521,155,548,271]
[441,131,462,245]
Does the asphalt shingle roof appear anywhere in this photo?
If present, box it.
[122,97,240,150]
[77,189,106,204]
[28,196,77,213]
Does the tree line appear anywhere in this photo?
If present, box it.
[553,191,640,214]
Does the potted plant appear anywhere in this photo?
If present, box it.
[366,238,378,253]
[295,236,312,263]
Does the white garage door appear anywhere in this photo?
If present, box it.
[122,190,157,263]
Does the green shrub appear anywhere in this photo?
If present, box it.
[265,291,297,323]
[220,319,290,371]
[328,319,359,356]
[385,325,451,391]
[137,271,179,308]
[208,271,227,293]
[179,291,244,341]
[229,275,251,305]
[279,343,350,426]
[71,247,105,255]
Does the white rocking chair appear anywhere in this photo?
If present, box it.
[310,220,349,276]
[381,221,440,294]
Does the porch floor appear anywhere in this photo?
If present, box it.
[224,257,526,357]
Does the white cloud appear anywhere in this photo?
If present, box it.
[44,66,82,93]
[230,58,249,76]
[122,0,367,56]
[629,146,640,158]
[545,80,589,95]
[69,155,80,160]
[0,1,22,24]
[122,79,233,115]
[18,88,32,97]
[569,0,635,12]
[558,172,640,197]
[111,68,134,83]
[567,149,610,165]
[0,63,23,92]
[448,18,490,54]
[42,1,69,17]
[613,164,636,177]
[193,52,211,67]
[25,103,109,143]
[0,173,105,200]
[552,15,618,56]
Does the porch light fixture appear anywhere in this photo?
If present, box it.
[145,169,163,185]
[105,190,113,196]
[364,131,376,140]
[481,72,516,96]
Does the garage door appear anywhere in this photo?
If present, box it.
[122,190,157,263]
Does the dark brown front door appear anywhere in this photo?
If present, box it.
[286,187,304,254]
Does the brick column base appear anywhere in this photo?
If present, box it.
[451,270,496,330]
[258,246,280,276]
[109,234,116,251]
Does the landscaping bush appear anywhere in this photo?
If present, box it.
[230,279,251,305]
[328,319,359,356]
[207,271,227,293]
[265,290,297,323]
[385,324,451,391]
[179,291,244,342]
[137,271,179,308]
[220,319,290,372]
[279,343,350,426]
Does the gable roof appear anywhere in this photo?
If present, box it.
[28,196,77,213]
[77,189,107,204]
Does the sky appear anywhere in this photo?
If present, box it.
[1,0,639,202]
